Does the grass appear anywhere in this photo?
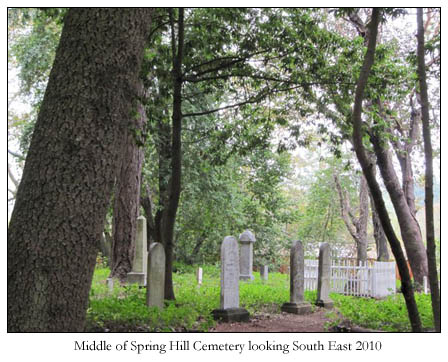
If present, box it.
[329,292,434,332]
[86,264,434,332]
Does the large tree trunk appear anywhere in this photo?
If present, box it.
[109,97,146,281]
[351,8,422,332]
[7,8,152,332]
[417,7,440,332]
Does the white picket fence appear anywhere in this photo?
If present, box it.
[304,259,396,298]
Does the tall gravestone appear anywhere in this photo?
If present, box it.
[281,240,312,314]
[212,236,250,322]
[316,242,333,308]
[126,215,148,285]
[146,242,165,308]
[239,230,255,280]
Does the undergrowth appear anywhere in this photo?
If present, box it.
[86,263,434,332]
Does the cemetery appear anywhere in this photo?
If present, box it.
[8,8,439,335]
[86,220,435,332]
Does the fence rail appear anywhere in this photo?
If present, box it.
[304,259,396,298]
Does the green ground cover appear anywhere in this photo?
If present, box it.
[86,264,434,332]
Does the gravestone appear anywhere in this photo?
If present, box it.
[239,230,255,281]
[126,215,148,285]
[99,233,111,267]
[260,265,269,281]
[281,240,312,314]
[106,277,114,292]
[316,242,333,308]
[196,267,203,286]
[146,242,165,308]
[212,236,249,322]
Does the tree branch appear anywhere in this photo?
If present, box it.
[8,149,24,161]
[334,174,358,239]
[8,163,19,188]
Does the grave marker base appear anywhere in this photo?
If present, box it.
[239,274,255,281]
[315,299,334,309]
[126,272,146,286]
[281,302,312,315]
[212,308,250,322]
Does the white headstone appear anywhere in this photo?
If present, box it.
[196,267,203,285]
[127,215,148,285]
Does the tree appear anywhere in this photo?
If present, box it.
[334,173,369,263]
[109,90,147,281]
[7,8,153,332]
[416,7,440,332]
[350,8,422,332]
[314,9,428,284]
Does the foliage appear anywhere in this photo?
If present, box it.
[330,292,434,332]
[87,263,433,332]
[86,264,313,331]
[8,8,64,156]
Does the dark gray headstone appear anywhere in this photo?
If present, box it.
[281,240,312,314]
[316,242,333,308]
[239,230,255,280]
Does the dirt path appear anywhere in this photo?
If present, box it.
[210,308,332,332]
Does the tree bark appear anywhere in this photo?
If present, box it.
[369,194,389,261]
[364,150,389,261]
[334,174,369,263]
[370,132,428,286]
[393,106,420,218]
[159,8,185,300]
[417,7,440,332]
[7,8,152,332]
[140,184,158,246]
[109,94,146,281]
[351,8,422,332]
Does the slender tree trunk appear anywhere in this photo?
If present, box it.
[350,8,422,332]
[109,98,146,281]
[397,152,418,217]
[365,151,389,261]
[160,8,185,300]
[140,184,157,246]
[369,194,389,261]
[155,118,172,245]
[417,7,440,332]
[370,132,428,286]
[334,174,369,263]
[7,8,152,331]
[390,96,421,219]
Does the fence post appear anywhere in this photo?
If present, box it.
[372,262,377,298]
